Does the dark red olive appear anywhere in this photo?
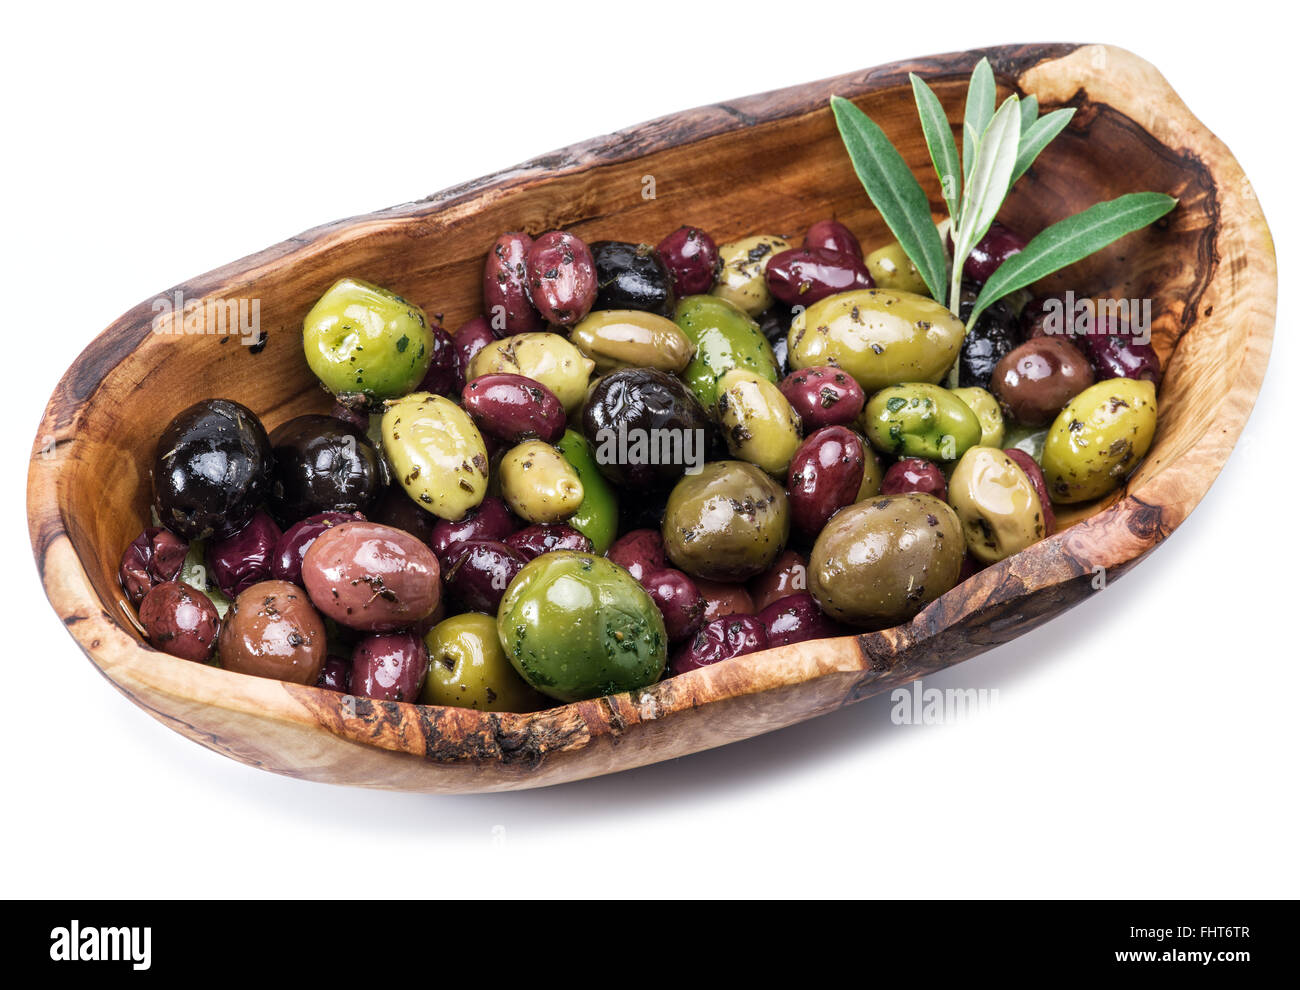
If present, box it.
[656,225,720,295]
[765,246,873,307]
[641,568,706,642]
[462,373,567,444]
[316,655,351,693]
[671,615,768,675]
[418,323,464,396]
[759,592,841,647]
[442,539,528,614]
[778,366,866,431]
[483,233,544,334]
[803,219,863,260]
[328,401,370,434]
[271,511,365,585]
[505,524,593,561]
[962,221,1027,284]
[139,581,220,663]
[695,579,755,622]
[350,630,429,703]
[454,314,503,370]
[606,529,666,584]
[428,496,519,565]
[881,458,948,502]
[1079,318,1161,384]
[1003,448,1055,536]
[369,486,435,544]
[787,426,866,535]
[207,510,282,598]
[748,550,808,613]
[119,527,190,606]
[525,231,597,326]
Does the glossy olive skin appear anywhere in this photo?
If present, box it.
[462,372,566,445]
[858,445,885,500]
[1042,379,1158,503]
[316,655,351,693]
[152,399,273,540]
[554,430,619,553]
[505,524,593,560]
[590,241,676,317]
[778,366,866,431]
[606,528,666,584]
[948,447,1046,564]
[499,440,584,524]
[804,219,863,259]
[865,242,929,295]
[881,457,948,501]
[442,539,527,614]
[716,368,803,476]
[207,510,282,598]
[675,294,780,409]
[759,592,841,648]
[350,630,429,703]
[381,392,490,521]
[1004,448,1055,535]
[498,552,668,703]
[662,461,790,582]
[712,234,792,316]
[788,289,966,392]
[1081,329,1161,384]
[467,332,595,413]
[695,579,756,621]
[526,231,597,326]
[808,493,966,627]
[748,549,809,612]
[421,612,544,712]
[582,368,715,488]
[787,426,866,534]
[454,315,503,372]
[418,323,464,396]
[303,277,434,402]
[641,568,706,642]
[139,581,220,662]
[482,232,543,334]
[950,386,1006,447]
[120,528,189,606]
[764,246,873,307]
[963,221,1026,283]
[272,511,362,585]
[268,414,381,525]
[301,521,441,631]
[958,289,1021,389]
[570,310,694,375]
[862,383,983,462]
[671,614,768,675]
[219,580,326,683]
[428,495,519,564]
[991,338,1095,427]
[657,226,720,295]
[757,306,795,378]
[369,486,436,545]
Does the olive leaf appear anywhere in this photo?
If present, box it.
[1012,108,1076,185]
[831,95,948,300]
[962,57,996,183]
[1019,93,1039,134]
[911,73,962,219]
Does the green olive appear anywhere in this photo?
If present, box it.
[554,429,619,553]
[303,277,434,402]
[951,386,1006,448]
[421,612,545,712]
[1042,378,1157,503]
[715,368,803,475]
[857,443,884,500]
[662,460,789,582]
[467,332,596,413]
[674,294,780,409]
[948,446,1046,564]
[499,440,584,524]
[381,392,489,520]
[864,242,930,296]
[570,310,694,374]
[862,383,982,462]
[711,234,792,315]
[809,493,965,627]
[788,288,965,392]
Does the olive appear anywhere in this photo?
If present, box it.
[328,400,370,434]
[865,241,930,296]
[675,294,781,409]
[302,277,434,402]
[1004,448,1056,535]
[268,414,382,525]
[991,338,1095,427]
[417,323,464,396]
[606,528,667,584]
[462,372,567,445]
[482,232,544,334]
[1080,324,1161,384]
[716,368,803,476]
[421,612,545,712]
[381,392,490,521]
[139,580,220,663]
[207,510,282,598]
[590,240,676,317]
[671,614,768,675]
[764,246,874,307]
[641,568,707,642]
[948,446,1046,564]
[454,315,503,372]
[881,458,948,501]
[788,289,965,392]
[151,399,273,541]
[553,430,620,554]
[499,440,584,524]
[857,445,885,500]
[756,304,796,378]
[350,629,429,703]
[695,579,756,622]
[711,234,792,316]
[962,221,1027,283]
[505,524,593,561]
[442,539,528,614]
[300,521,441,631]
[759,592,842,647]
[662,460,790,582]
[778,366,866,431]
[218,580,326,683]
[466,332,595,414]
[808,493,966,627]
[862,383,982,462]
[787,426,866,535]
[497,552,668,703]
[368,485,436,545]
[1041,378,1158,503]
[656,226,720,296]
[119,527,189,606]
[958,287,1021,389]
[526,231,597,326]
[316,655,351,693]
[570,310,694,375]
[950,386,1006,447]
[748,549,809,613]
[581,368,715,488]
[804,219,863,260]
[272,513,365,586]
[428,495,519,564]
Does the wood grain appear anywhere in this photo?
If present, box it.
[27,44,1276,792]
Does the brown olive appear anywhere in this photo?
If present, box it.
[218,580,326,684]
[991,338,1095,427]
[139,581,220,663]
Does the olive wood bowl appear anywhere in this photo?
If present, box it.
[27,44,1276,792]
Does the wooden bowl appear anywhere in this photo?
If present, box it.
[28,44,1275,792]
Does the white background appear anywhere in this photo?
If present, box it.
[4,1,1295,898]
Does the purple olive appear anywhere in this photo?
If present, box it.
[758,592,841,647]
[428,496,519,565]
[671,614,768,675]
[778,366,866,431]
[803,219,863,260]
[483,233,544,334]
[350,630,429,703]
[328,401,370,434]
[606,528,667,584]
[139,580,220,663]
[207,511,282,598]
[454,315,503,369]
[764,246,873,307]
[641,568,705,642]
[881,458,948,502]
[462,373,567,445]
[442,539,527,613]
[418,323,464,396]
[119,527,189,606]
[526,231,597,326]
[1080,323,1161,384]
[1003,448,1056,536]
[272,511,365,585]
[505,524,593,561]
[963,221,1027,284]
[316,655,351,693]
[656,225,720,296]
[787,426,866,535]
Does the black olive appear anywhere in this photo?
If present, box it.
[589,241,676,317]
[958,284,1021,389]
[756,303,795,377]
[151,399,273,541]
[267,414,381,526]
